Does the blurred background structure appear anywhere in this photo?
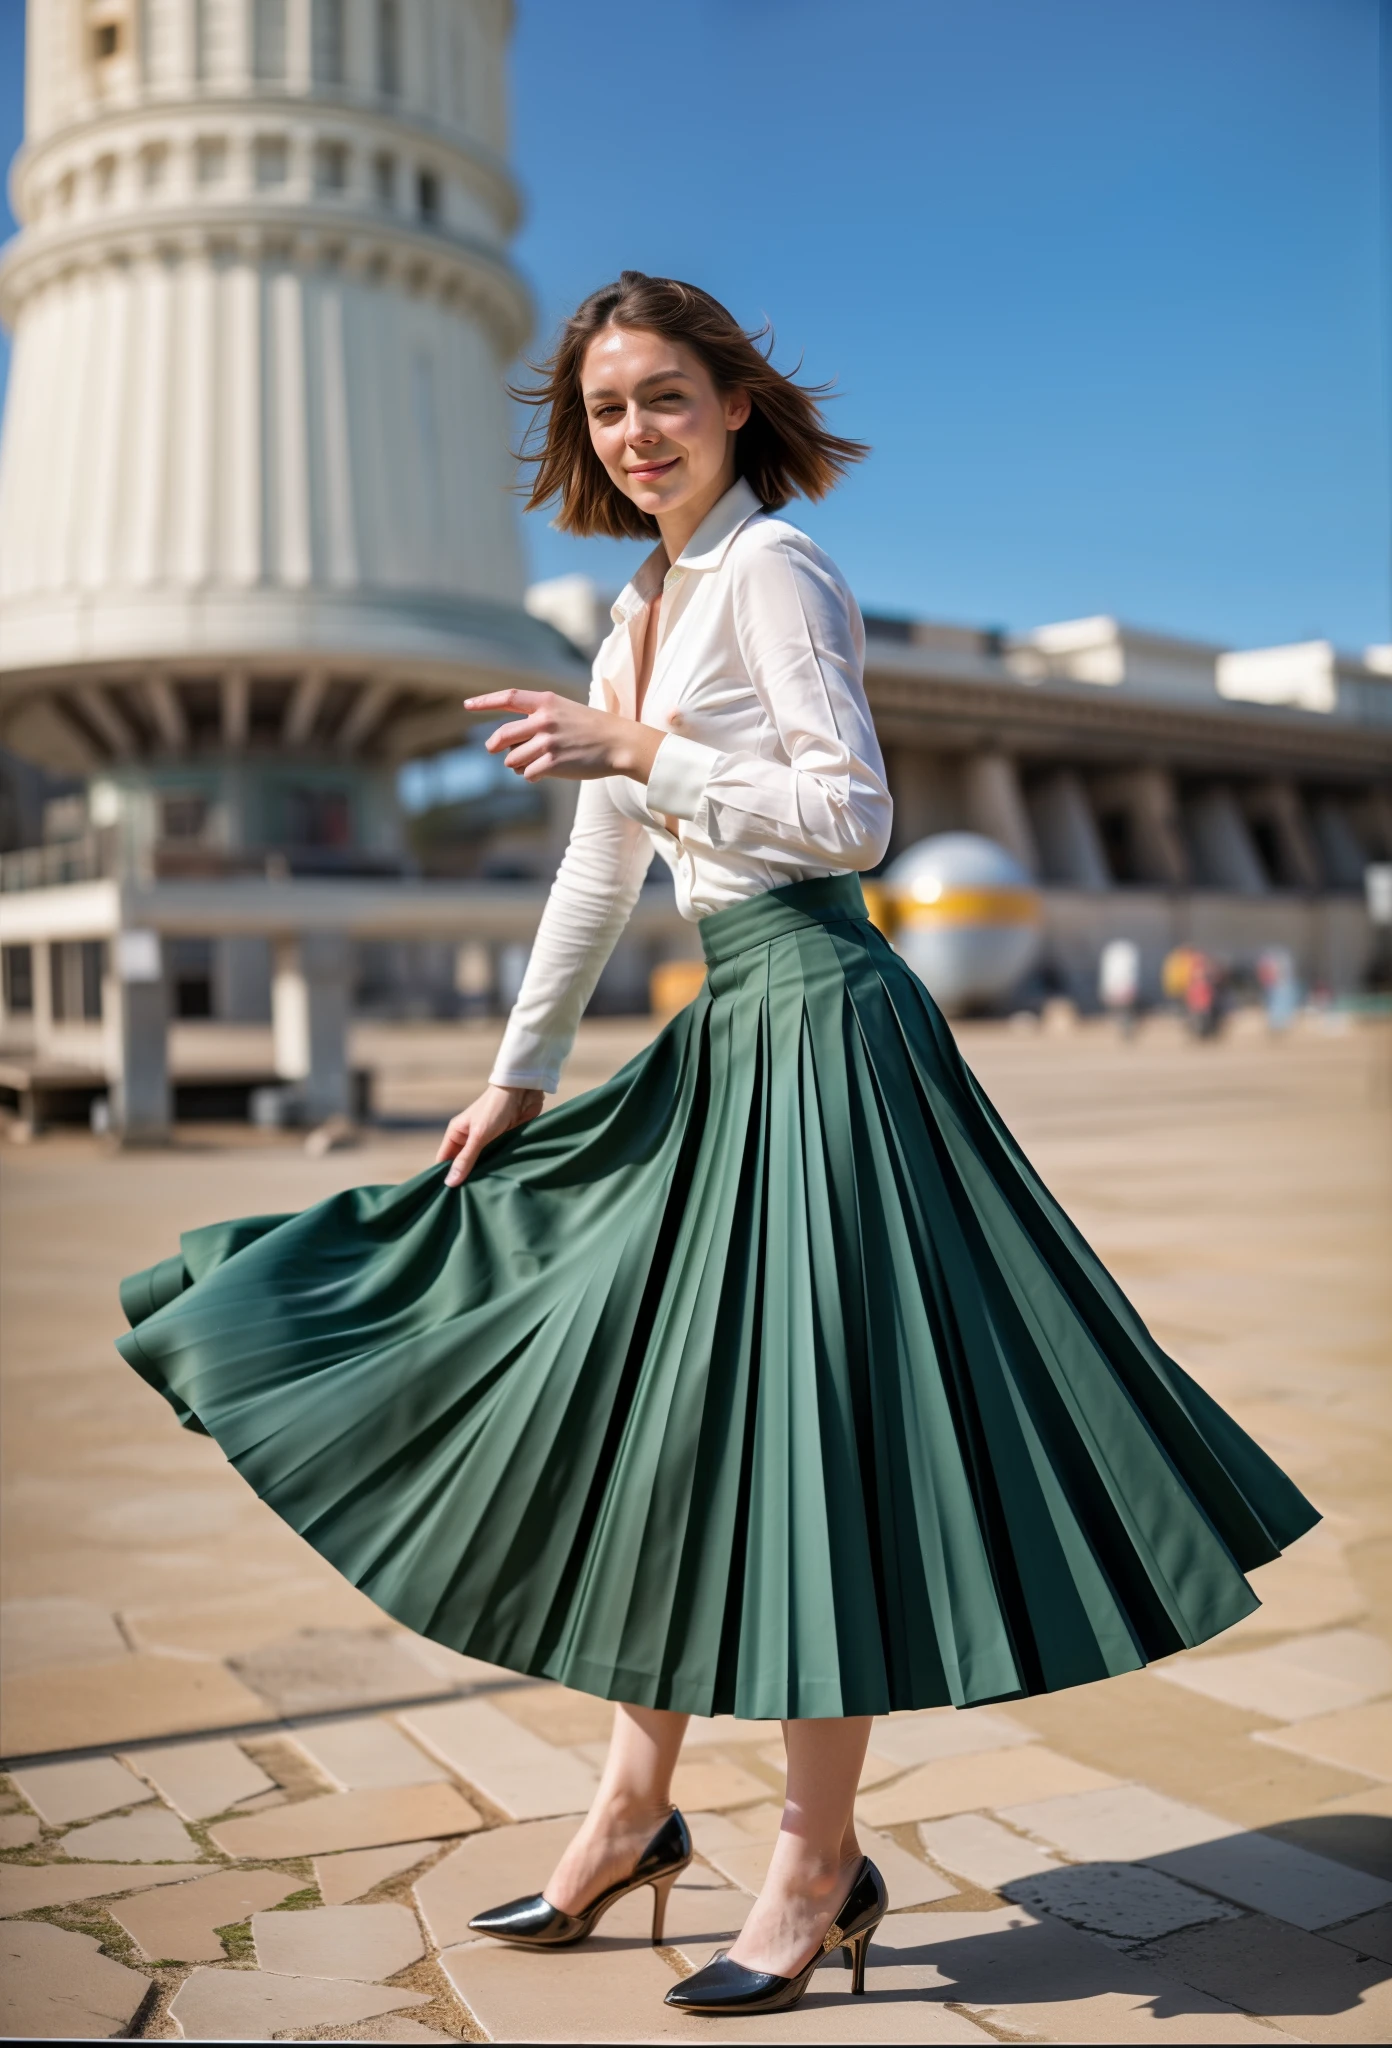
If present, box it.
[0,0,1388,1140]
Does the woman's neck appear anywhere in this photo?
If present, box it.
[654,459,739,566]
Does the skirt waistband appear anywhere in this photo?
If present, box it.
[698,874,869,967]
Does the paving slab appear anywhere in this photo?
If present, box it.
[110,1867,300,1961]
[0,1811,40,1847]
[168,1965,430,2040]
[1006,1860,1242,1943]
[58,1803,201,1862]
[415,1816,588,1947]
[1139,1909,1392,2043]
[333,2023,461,2045]
[0,1596,128,1677]
[1325,1905,1392,1967]
[869,1707,1036,1766]
[1150,1828,1392,1933]
[493,1682,617,1747]
[0,1858,206,1915]
[1,1651,270,1754]
[121,1736,277,1819]
[1255,1702,1392,1780]
[669,1757,771,1812]
[289,1715,451,1790]
[857,1743,1117,1826]
[1156,1629,1392,1722]
[252,1899,425,1979]
[122,1577,395,1660]
[439,1932,987,2043]
[400,1697,598,1820]
[210,1781,481,1859]
[0,1917,150,2040]
[918,1813,1062,1890]
[1231,1530,1367,1637]
[871,1905,1286,2043]
[9,1753,153,1825]
[228,1625,457,1717]
[316,1840,444,1906]
[1000,1784,1239,1862]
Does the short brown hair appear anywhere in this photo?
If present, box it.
[512,271,869,540]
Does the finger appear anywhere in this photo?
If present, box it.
[482,716,543,754]
[435,1117,469,1164]
[445,1128,487,1187]
[502,735,556,773]
[464,690,544,714]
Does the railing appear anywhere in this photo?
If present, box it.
[0,832,114,893]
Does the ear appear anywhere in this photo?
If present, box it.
[724,387,753,433]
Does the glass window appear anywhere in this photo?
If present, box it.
[417,168,440,224]
[377,0,400,95]
[314,141,349,192]
[312,0,345,85]
[161,793,210,842]
[373,152,396,208]
[2,945,34,1016]
[252,0,288,81]
[254,136,289,187]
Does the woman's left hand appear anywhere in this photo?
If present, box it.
[464,690,662,784]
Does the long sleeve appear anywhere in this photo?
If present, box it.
[489,767,654,1094]
[643,532,893,871]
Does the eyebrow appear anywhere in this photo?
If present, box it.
[582,368,695,400]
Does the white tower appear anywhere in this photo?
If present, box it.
[0,1,587,1141]
[0,0,565,776]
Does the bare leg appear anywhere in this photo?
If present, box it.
[726,1715,871,1977]
[544,1702,689,1914]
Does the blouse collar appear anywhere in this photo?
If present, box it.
[610,477,764,625]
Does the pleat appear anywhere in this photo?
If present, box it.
[116,887,1318,1718]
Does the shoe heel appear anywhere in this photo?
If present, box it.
[846,1927,871,1995]
[650,1869,679,1944]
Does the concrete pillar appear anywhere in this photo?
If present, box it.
[273,932,352,1120]
[1244,780,1321,890]
[1027,771,1111,889]
[1089,769,1190,887]
[1186,786,1269,893]
[30,938,55,1057]
[104,929,171,1141]
[962,752,1040,876]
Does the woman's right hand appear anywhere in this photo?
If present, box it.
[436,1084,545,1187]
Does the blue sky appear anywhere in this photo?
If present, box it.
[2,0,1386,651]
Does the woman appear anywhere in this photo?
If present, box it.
[117,272,1318,2020]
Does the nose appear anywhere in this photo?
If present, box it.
[624,404,661,446]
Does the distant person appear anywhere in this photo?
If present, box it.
[1099,936,1142,1035]
[116,273,1318,2021]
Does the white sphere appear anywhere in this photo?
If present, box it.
[883,832,1043,1012]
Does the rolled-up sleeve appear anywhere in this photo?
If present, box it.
[643,534,893,870]
[490,731,653,1093]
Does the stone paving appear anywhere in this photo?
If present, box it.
[0,1015,1389,2040]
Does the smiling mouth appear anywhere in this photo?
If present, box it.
[625,457,680,481]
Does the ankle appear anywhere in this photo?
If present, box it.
[587,1790,671,1838]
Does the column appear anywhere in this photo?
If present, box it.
[962,752,1040,876]
[882,747,962,857]
[272,931,352,1120]
[1089,768,1189,887]
[1028,770,1111,889]
[103,929,171,1141]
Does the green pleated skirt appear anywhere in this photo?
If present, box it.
[116,873,1317,1718]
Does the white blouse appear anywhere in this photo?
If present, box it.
[490,477,894,1093]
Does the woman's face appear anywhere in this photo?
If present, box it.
[581,326,751,528]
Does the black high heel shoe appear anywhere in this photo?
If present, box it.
[468,1808,692,1949]
[663,1856,887,2016]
